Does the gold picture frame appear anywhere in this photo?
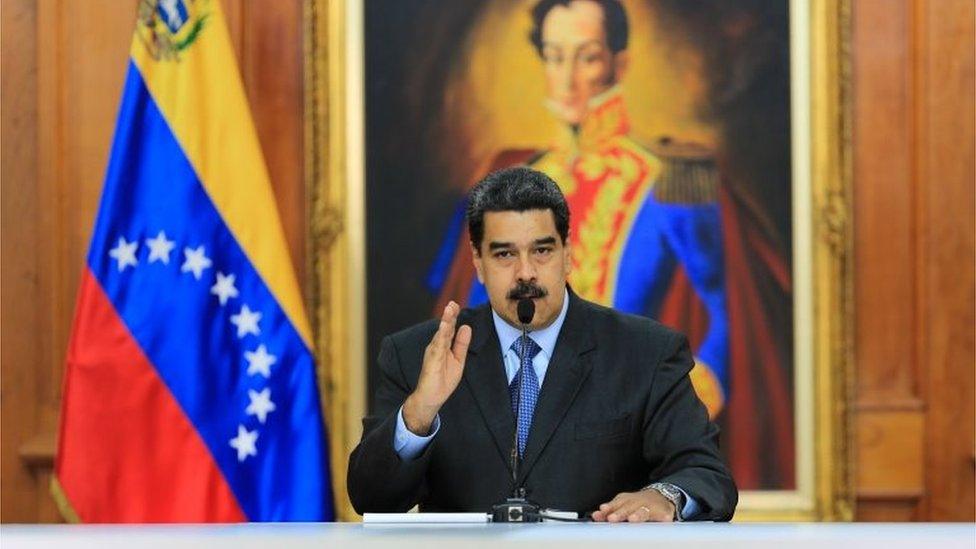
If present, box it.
[305,0,854,522]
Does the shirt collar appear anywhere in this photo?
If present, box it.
[491,287,570,359]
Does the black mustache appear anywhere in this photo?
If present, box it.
[507,282,548,300]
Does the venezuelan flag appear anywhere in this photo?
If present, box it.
[53,0,333,522]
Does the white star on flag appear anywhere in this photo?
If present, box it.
[145,231,176,264]
[211,272,239,305]
[229,424,258,462]
[108,237,139,272]
[245,388,277,424]
[244,344,277,377]
[181,245,213,280]
[230,304,262,338]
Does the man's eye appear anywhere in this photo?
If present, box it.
[494,251,514,259]
[535,247,553,255]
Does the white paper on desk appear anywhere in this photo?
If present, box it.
[363,512,490,524]
[539,509,580,521]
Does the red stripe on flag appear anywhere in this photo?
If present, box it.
[55,270,246,522]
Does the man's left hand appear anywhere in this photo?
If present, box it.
[591,490,675,523]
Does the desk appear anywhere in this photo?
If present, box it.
[3,522,974,548]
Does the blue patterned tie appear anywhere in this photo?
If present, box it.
[509,335,542,457]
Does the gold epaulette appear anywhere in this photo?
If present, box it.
[647,137,720,204]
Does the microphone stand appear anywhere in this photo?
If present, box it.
[491,298,542,523]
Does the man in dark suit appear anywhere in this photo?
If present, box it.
[348,167,737,521]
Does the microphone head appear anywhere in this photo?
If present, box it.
[517,298,535,326]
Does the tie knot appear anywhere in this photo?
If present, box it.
[511,335,542,360]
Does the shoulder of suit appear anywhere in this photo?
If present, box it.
[574,295,679,343]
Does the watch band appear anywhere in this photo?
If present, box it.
[645,482,686,521]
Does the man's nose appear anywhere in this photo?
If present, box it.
[555,61,576,95]
[515,253,538,281]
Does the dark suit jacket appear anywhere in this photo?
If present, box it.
[347,291,737,520]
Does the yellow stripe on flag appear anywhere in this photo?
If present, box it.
[129,0,311,347]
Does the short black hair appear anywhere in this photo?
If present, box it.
[529,0,629,57]
[467,167,570,253]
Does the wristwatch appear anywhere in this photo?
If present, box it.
[646,482,686,521]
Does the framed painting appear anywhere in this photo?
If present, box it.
[306,0,853,521]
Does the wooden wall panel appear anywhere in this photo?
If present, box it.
[238,0,307,292]
[917,0,975,521]
[0,0,305,523]
[218,0,306,288]
[1,0,41,525]
[852,0,925,519]
[852,0,975,521]
[852,0,920,404]
[856,411,925,496]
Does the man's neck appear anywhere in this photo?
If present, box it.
[552,86,630,153]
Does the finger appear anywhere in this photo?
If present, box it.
[623,501,652,523]
[590,509,607,522]
[439,302,460,344]
[451,324,472,364]
[604,492,628,508]
[629,500,672,523]
[445,300,459,321]
[431,303,458,353]
[597,492,631,522]
[610,498,652,523]
[604,495,637,522]
[600,494,629,517]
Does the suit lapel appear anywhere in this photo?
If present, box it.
[518,292,596,484]
[461,305,516,473]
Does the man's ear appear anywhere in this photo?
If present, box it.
[471,243,485,283]
[562,238,573,277]
[611,50,629,82]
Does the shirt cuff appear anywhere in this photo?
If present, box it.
[674,486,700,521]
[393,405,440,460]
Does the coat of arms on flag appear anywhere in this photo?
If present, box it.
[136,0,210,61]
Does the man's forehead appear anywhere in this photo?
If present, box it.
[542,1,607,43]
[483,209,559,240]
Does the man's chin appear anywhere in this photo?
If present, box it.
[501,297,546,326]
[546,99,585,125]
[561,111,584,125]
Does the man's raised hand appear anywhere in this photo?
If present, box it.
[402,301,472,435]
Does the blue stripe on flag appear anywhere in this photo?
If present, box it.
[86,61,333,521]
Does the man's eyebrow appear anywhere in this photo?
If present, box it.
[534,237,557,246]
[542,39,605,50]
[576,39,607,50]
[488,241,514,251]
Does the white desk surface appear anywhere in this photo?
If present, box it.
[2,522,974,549]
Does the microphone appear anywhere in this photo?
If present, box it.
[517,298,535,325]
[491,298,542,522]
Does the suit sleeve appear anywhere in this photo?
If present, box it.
[347,335,435,513]
[643,332,738,521]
